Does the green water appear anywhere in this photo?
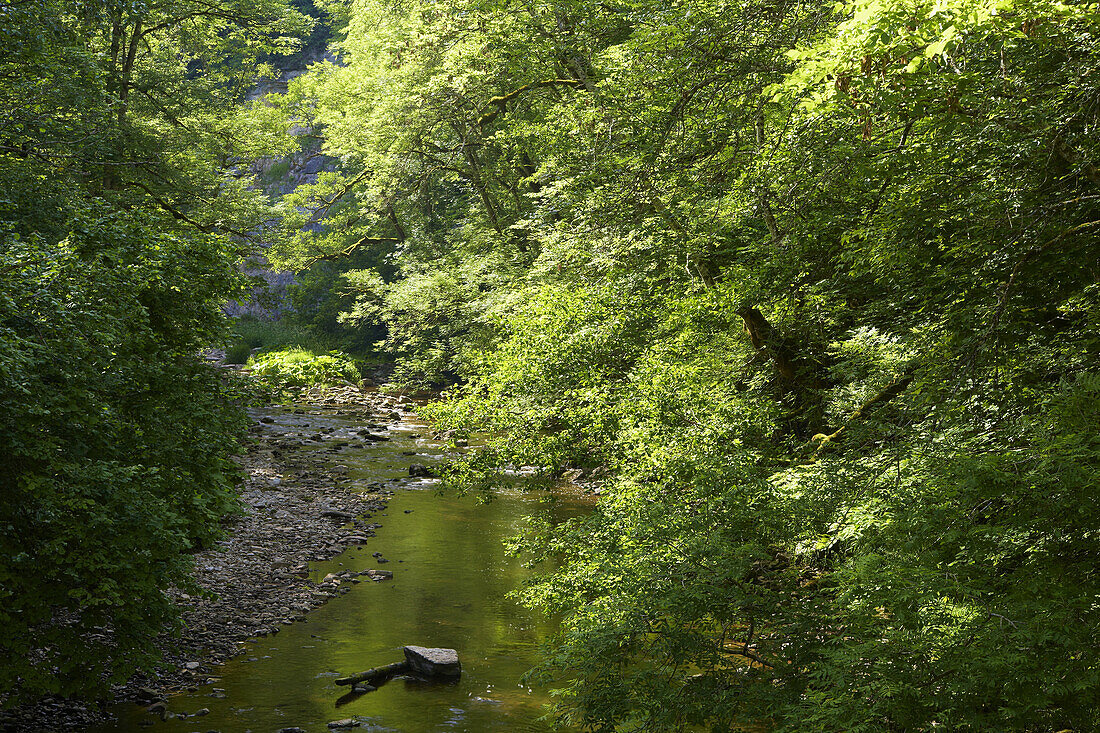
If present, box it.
[98,405,588,733]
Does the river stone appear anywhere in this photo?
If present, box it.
[327,719,360,729]
[362,569,392,580]
[145,701,168,720]
[403,646,461,678]
[134,687,161,702]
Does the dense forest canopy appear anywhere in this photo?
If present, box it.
[0,0,309,703]
[263,0,1100,729]
[3,0,1099,729]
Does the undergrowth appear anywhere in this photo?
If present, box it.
[225,316,338,364]
[246,347,360,400]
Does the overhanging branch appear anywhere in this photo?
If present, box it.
[301,236,402,268]
[805,365,916,459]
[124,179,260,241]
[477,79,585,128]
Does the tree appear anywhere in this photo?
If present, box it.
[0,0,311,704]
[265,0,1100,728]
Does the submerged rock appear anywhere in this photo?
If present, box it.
[361,569,393,580]
[144,701,168,721]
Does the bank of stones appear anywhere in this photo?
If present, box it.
[1,385,416,733]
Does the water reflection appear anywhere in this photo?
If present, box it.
[95,406,588,732]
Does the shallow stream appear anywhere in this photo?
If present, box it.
[98,404,588,732]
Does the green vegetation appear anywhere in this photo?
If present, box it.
[225,341,256,365]
[4,0,1098,726]
[261,0,1100,729]
[246,347,360,397]
[0,210,248,704]
[223,318,368,402]
[225,315,339,364]
[259,158,294,186]
[0,0,311,706]
[289,255,392,356]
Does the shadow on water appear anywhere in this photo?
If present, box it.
[95,404,591,732]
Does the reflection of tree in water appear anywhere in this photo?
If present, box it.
[96,442,581,732]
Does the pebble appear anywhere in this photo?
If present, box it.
[6,386,408,733]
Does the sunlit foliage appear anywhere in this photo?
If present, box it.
[267,0,1099,728]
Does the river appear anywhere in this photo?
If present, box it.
[94,402,589,732]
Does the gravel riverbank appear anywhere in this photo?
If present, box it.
[2,385,417,733]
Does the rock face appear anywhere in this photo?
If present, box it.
[403,646,461,678]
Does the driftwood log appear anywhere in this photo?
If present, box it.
[334,661,409,687]
[335,647,462,693]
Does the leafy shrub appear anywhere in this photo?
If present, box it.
[0,209,246,704]
[224,341,254,364]
[224,316,347,368]
[246,347,360,395]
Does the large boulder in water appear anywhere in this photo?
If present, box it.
[403,646,461,678]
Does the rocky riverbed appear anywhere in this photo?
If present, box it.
[1,385,418,733]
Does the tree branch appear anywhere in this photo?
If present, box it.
[986,219,1100,339]
[124,179,260,241]
[301,170,372,227]
[736,306,799,383]
[477,79,585,128]
[301,236,402,268]
[806,365,916,459]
